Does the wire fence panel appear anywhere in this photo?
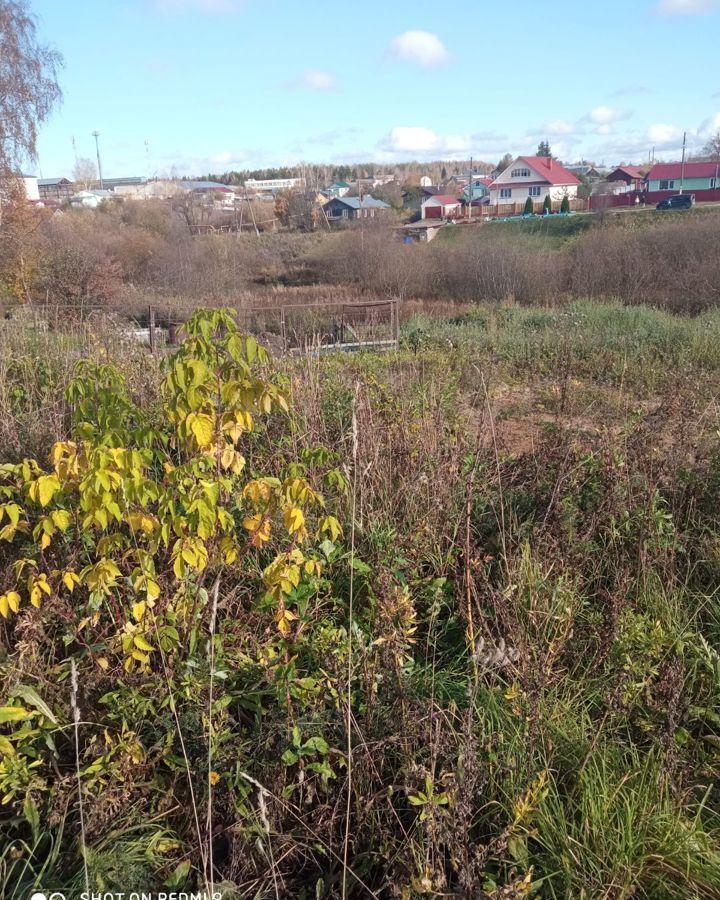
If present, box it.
[15,299,400,357]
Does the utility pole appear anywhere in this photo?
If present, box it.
[468,155,473,220]
[679,131,686,194]
[92,131,104,190]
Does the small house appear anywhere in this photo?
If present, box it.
[38,177,73,202]
[607,166,646,192]
[323,195,391,221]
[645,161,719,201]
[421,194,462,219]
[326,181,351,198]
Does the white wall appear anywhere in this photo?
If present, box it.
[489,157,578,205]
[22,176,40,201]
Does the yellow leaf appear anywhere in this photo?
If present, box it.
[32,474,61,507]
[63,571,80,592]
[320,516,342,542]
[132,601,146,622]
[284,506,305,535]
[4,504,21,527]
[0,735,15,755]
[131,649,150,663]
[97,657,109,670]
[0,595,8,618]
[51,509,72,532]
[187,412,215,449]
[6,592,20,613]
[133,634,154,652]
[40,532,52,550]
[146,579,160,602]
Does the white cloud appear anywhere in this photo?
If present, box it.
[157,148,254,174]
[387,31,450,69]
[542,120,577,136]
[294,70,336,92]
[379,126,470,157]
[647,123,684,144]
[589,106,631,126]
[151,0,242,12]
[655,0,720,14]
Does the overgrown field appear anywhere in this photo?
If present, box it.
[3,200,720,318]
[1,301,720,898]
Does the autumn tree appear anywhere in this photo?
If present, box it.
[496,153,513,173]
[702,131,720,163]
[0,0,62,187]
[72,156,97,189]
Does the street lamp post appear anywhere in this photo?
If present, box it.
[92,130,104,191]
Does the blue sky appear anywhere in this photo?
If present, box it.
[29,0,720,178]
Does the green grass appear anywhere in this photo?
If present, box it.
[2,300,720,896]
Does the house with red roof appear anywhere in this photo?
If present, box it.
[489,156,580,207]
[645,160,720,200]
[421,194,462,219]
[607,166,646,191]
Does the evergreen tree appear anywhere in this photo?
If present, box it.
[537,141,552,157]
[560,195,570,213]
[543,193,552,214]
[523,196,534,215]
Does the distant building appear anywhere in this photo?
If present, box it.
[421,194,462,219]
[245,177,303,193]
[38,177,73,202]
[567,164,604,180]
[489,156,580,206]
[325,181,351,197]
[645,161,720,200]
[461,176,492,203]
[21,175,40,201]
[607,166,646,191]
[323,195,390,221]
[70,189,114,209]
[419,175,433,187]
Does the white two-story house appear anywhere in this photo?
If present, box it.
[489,156,580,207]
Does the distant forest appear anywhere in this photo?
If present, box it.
[199,158,496,186]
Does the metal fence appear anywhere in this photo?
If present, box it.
[146,298,400,355]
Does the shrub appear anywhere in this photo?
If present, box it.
[560,195,570,213]
[523,196,534,215]
[543,194,552,215]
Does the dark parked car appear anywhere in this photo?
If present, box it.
[656,194,694,210]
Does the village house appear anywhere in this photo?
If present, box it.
[325,181,351,198]
[607,166,646,192]
[421,194,462,219]
[461,176,492,203]
[489,156,580,207]
[323,195,390,222]
[38,177,73,202]
[644,161,720,202]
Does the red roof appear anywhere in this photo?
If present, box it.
[491,156,580,188]
[424,194,462,205]
[647,161,720,180]
[610,165,645,180]
[476,176,493,185]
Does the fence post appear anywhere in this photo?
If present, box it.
[280,307,287,355]
[392,299,400,349]
[148,305,156,355]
